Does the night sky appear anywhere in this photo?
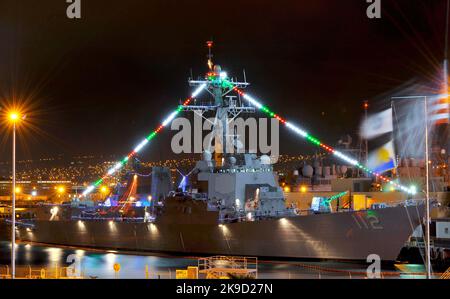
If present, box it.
[0,0,447,162]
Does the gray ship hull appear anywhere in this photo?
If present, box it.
[3,204,424,261]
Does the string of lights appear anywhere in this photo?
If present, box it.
[225,82,416,195]
[81,84,207,196]
[83,71,416,196]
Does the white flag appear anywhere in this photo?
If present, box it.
[360,108,393,140]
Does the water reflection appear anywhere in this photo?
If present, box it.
[45,247,64,263]
[0,241,425,279]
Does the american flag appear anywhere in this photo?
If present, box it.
[430,62,450,125]
[429,95,449,125]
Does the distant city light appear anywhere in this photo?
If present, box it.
[100,186,109,194]
[57,186,65,194]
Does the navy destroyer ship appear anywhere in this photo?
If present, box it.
[0,46,426,262]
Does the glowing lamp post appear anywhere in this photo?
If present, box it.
[8,111,23,279]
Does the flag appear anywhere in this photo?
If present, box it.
[431,60,450,125]
[367,141,396,173]
[360,108,393,140]
[429,95,449,125]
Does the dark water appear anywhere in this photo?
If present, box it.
[0,241,427,279]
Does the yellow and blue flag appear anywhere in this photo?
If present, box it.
[367,140,396,173]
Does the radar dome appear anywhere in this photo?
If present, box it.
[302,164,313,177]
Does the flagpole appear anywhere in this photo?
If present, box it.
[424,96,431,279]
[364,100,369,176]
[391,95,431,279]
[445,0,450,166]
[445,0,449,62]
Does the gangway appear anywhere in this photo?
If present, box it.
[441,267,450,279]
[198,256,257,279]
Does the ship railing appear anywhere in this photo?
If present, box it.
[218,210,298,223]
[406,239,434,248]
[331,198,425,213]
[71,216,146,222]
[0,265,10,279]
[218,198,425,223]
[4,219,36,228]
[0,264,84,279]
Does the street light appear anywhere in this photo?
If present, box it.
[8,110,23,279]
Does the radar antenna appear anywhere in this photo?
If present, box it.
[206,40,214,70]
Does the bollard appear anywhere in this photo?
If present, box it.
[145,265,149,279]
[113,263,120,279]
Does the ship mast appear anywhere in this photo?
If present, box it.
[186,41,254,167]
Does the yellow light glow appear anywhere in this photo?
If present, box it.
[300,185,307,193]
[14,187,21,194]
[100,186,109,194]
[9,112,19,122]
[283,186,291,193]
[57,186,65,194]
